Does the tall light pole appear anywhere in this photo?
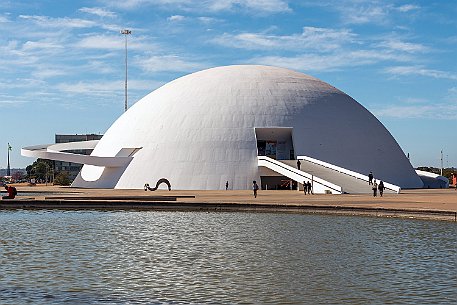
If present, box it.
[440,149,443,176]
[120,29,132,112]
[7,143,11,176]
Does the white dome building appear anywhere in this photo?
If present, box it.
[23,65,424,193]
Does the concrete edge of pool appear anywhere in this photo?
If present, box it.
[1,199,456,222]
[1,186,456,222]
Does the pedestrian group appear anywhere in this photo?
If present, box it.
[303,181,312,195]
[369,171,385,197]
[246,169,386,198]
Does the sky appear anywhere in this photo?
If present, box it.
[1,0,456,169]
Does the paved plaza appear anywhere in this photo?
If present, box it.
[2,184,455,221]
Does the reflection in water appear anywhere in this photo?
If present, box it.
[0,211,455,304]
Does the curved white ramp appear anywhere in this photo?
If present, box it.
[258,156,401,194]
[21,141,135,167]
[258,156,343,194]
[291,156,401,194]
[21,141,143,189]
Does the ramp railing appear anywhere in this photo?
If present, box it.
[258,156,343,194]
[297,155,401,194]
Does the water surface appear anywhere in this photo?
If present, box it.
[0,210,455,304]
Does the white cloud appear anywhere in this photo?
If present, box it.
[19,15,97,29]
[197,16,219,24]
[348,49,412,62]
[0,99,29,105]
[100,23,125,32]
[79,7,117,18]
[128,79,165,91]
[85,60,116,74]
[206,0,290,13]
[0,15,10,23]
[32,68,68,79]
[213,27,433,73]
[0,41,40,67]
[56,79,161,95]
[167,15,185,21]
[246,54,343,72]
[0,78,47,90]
[74,34,157,51]
[374,104,457,120]
[101,0,290,13]
[373,85,457,120]
[385,66,457,80]
[75,35,124,50]
[396,4,420,12]
[56,80,123,95]
[213,27,357,51]
[137,55,207,73]
[380,39,428,53]
[302,1,419,25]
[246,48,413,72]
[22,40,64,51]
[401,97,429,104]
[100,0,148,9]
[445,87,457,103]
[337,3,389,25]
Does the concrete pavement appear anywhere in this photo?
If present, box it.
[2,184,456,221]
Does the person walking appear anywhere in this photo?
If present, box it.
[368,171,373,185]
[372,179,378,197]
[307,181,312,194]
[225,181,229,190]
[303,181,307,195]
[297,159,301,171]
[252,180,259,198]
[378,180,385,197]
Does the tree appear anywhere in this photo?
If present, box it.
[26,159,54,183]
[54,171,71,186]
[12,171,25,181]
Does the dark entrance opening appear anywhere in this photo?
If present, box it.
[255,127,296,190]
[255,127,294,160]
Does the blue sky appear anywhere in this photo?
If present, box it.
[1,0,456,169]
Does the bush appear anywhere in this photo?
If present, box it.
[54,172,71,186]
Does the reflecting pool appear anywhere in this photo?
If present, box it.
[0,210,455,304]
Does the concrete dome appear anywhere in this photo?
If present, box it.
[73,65,422,190]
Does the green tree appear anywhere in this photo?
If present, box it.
[26,159,54,182]
[54,171,71,186]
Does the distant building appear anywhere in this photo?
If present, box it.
[0,168,26,177]
[54,134,103,181]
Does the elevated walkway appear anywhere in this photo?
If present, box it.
[21,141,141,167]
[258,156,401,194]
[258,156,343,194]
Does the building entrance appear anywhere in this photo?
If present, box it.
[255,127,296,190]
[255,127,294,160]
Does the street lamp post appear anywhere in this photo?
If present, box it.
[440,150,443,176]
[120,29,132,112]
[7,143,11,176]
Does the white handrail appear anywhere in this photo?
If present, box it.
[297,155,401,194]
[258,156,343,194]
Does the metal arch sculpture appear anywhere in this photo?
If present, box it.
[144,178,172,191]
